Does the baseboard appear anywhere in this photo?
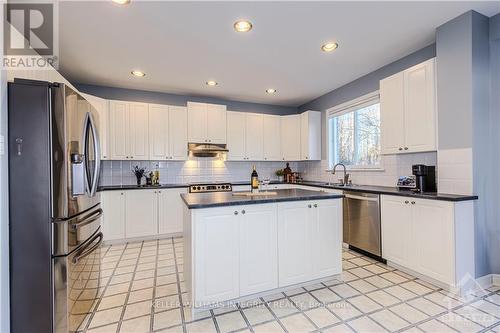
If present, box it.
[473,274,500,290]
[103,232,183,245]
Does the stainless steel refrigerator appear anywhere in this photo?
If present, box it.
[8,79,103,332]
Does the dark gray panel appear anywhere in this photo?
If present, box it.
[8,81,53,332]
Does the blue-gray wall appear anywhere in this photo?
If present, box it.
[437,10,497,278]
[76,84,299,116]
[299,44,436,112]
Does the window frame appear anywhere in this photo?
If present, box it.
[326,91,383,171]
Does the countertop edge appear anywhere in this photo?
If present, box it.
[181,194,344,210]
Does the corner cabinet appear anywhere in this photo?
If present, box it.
[300,111,321,161]
[149,104,188,161]
[81,93,110,160]
[101,188,187,242]
[380,58,436,154]
[187,102,227,144]
[109,100,149,160]
[381,195,474,292]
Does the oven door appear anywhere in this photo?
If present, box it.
[53,228,103,333]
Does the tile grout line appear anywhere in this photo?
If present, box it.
[172,237,189,333]
[149,238,160,332]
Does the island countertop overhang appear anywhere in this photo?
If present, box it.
[181,189,344,209]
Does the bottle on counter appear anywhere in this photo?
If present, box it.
[251,165,259,193]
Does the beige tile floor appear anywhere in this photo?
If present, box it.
[75,237,500,333]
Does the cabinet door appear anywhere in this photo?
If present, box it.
[381,196,412,266]
[109,101,129,160]
[129,102,149,160]
[280,115,301,161]
[404,60,436,153]
[169,106,188,160]
[187,102,207,143]
[158,188,186,234]
[380,72,406,154]
[300,111,321,161]
[194,207,239,303]
[277,201,312,287]
[312,200,342,279]
[412,199,454,285]
[239,204,278,295]
[125,190,158,238]
[206,103,227,144]
[102,191,126,241]
[263,115,281,161]
[245,114,264,160]
[82,93,109,160]
[226,111,246,161]
[149,104,169,160]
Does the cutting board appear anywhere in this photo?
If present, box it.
[232,191,278,196]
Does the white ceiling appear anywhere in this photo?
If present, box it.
[59,1,500,107]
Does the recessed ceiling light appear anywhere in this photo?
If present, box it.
[233,20,253,33]
[266,88,277,94]
[206,80,218,86]
[112,0,130,4]
[131,70,146,77]
[321,42,339,52]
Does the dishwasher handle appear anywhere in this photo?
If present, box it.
[344,193,379,202]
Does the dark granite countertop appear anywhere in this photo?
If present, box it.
[181,189,344,209]
[295,181,478,202]
[99,181,478,202]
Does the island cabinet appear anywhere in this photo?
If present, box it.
[277,200,342,287]
[185,198,342,309]
[381,195,474,291]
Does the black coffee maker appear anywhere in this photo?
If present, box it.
[412,164,436,192]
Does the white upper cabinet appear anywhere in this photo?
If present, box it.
[380,58,436,154]
[109,100,149,160]
[187,102,227,144]
[227,112,264,161]
[109,100,129,160]
[149,104,170,160]
[300,111,321,161]
[129,102,149,160]
[227,112,247,160]
[81,93,110,160]
[280,115,301,161]
[245,113,264,160]
[263,115,281,161]
[149,104,187,161]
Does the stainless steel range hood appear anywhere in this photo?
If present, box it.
[188,143,228,157]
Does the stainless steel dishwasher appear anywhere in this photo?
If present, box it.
[343,191,381,257]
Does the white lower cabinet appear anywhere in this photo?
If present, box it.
[102,191,126,241]
[125,190,158,239]
[277,200,342,287]
[102,188,187,241]
[193,207,240,303]
[381,195,473,290]
[239,205,278,295]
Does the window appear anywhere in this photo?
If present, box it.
[328,92,381,169]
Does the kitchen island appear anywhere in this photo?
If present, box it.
[181,189,344,312]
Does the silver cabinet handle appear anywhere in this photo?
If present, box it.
[314,204,317,208]
[308,204,312,208]
[241,210,246,214]
[399,147,403,151]
[404,200,409,204]
[404,147,409,150]
[234,211,238,215]
[411,201,416,205]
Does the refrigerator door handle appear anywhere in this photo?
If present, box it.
[71,208,103,230]
[83,112,101,197]
[72,232,103,264]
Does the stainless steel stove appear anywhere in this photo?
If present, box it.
[188,183,233,193]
